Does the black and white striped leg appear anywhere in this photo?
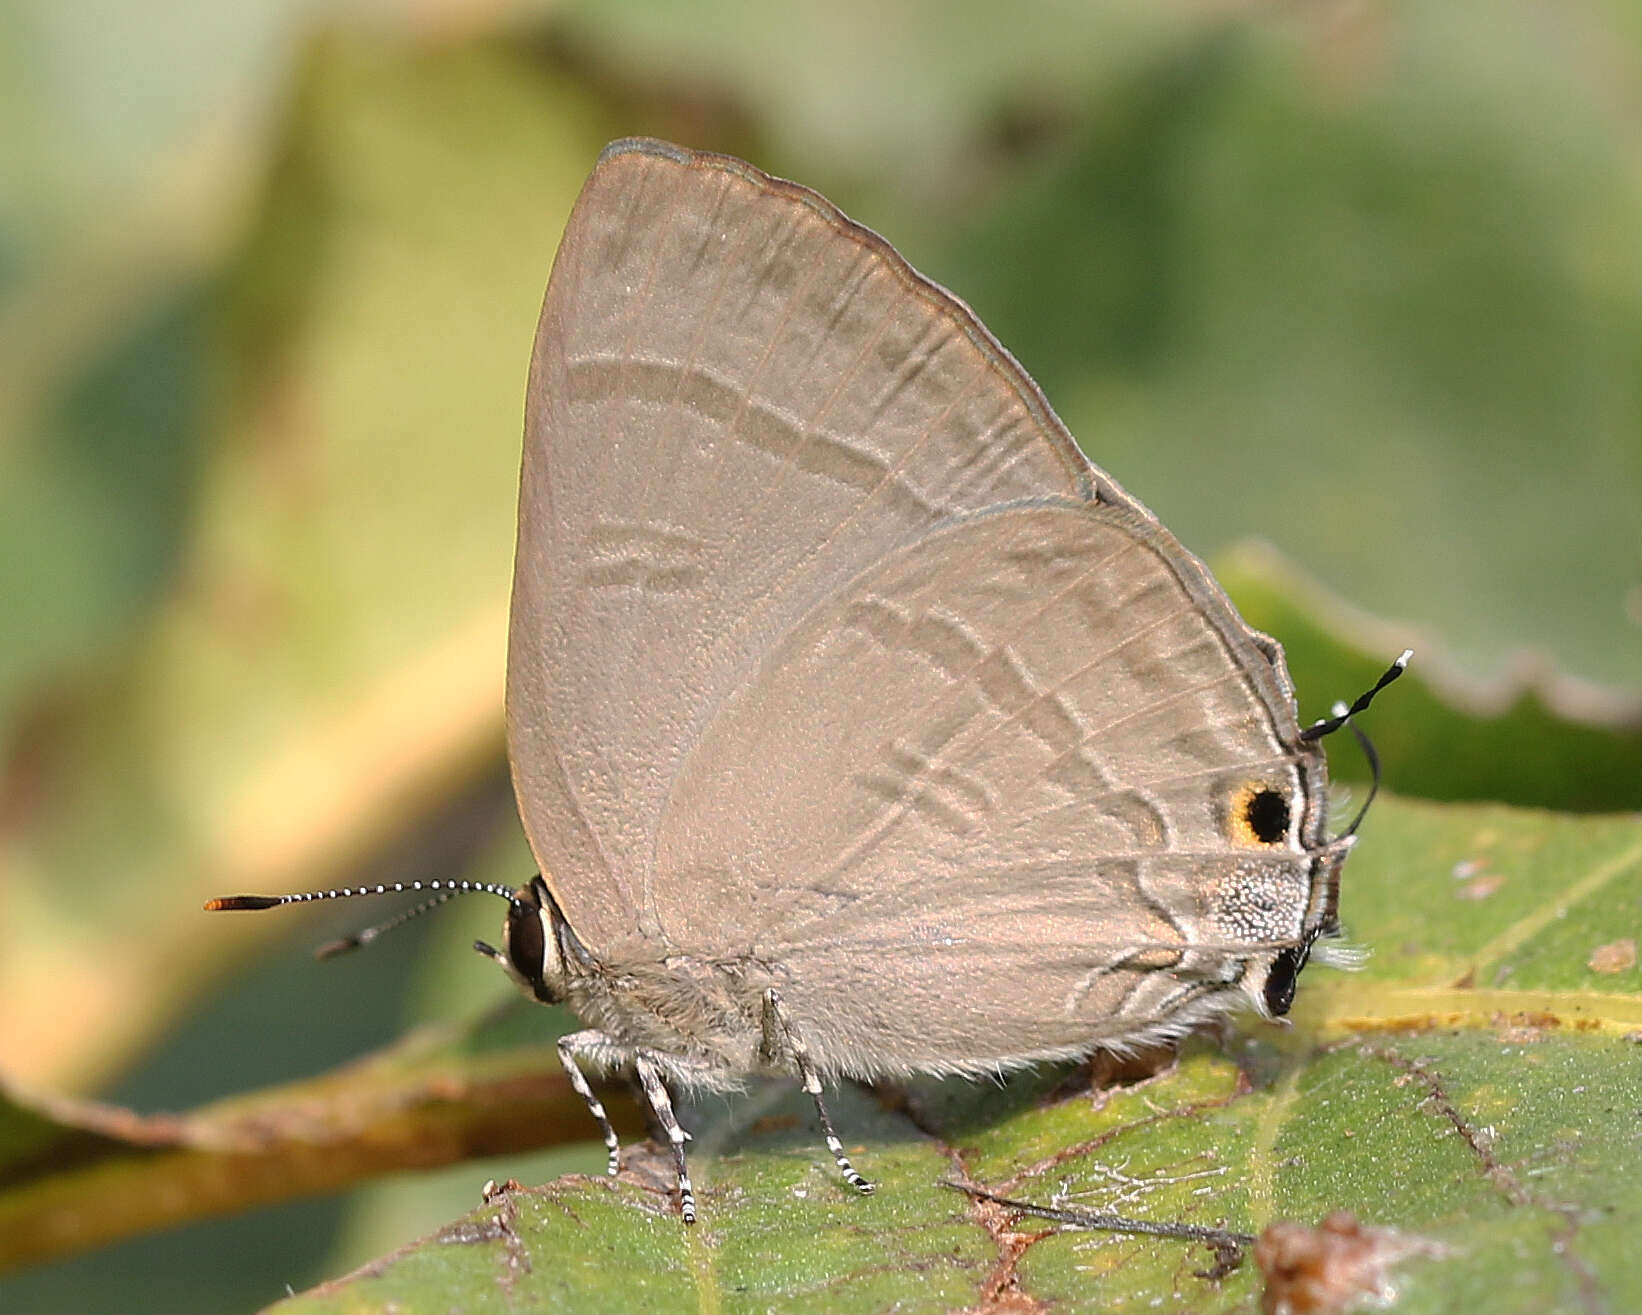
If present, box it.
[763,988,873,1195]
[557,1030,622,1178]
[634,1052,697,1224]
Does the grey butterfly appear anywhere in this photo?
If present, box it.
[210,138,1404,1224]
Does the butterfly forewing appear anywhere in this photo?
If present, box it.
[514,142,1114,949]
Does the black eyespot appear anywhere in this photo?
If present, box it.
[1264,944,1308,1016]
[1245,788,1291,844]
[505,902,547,988]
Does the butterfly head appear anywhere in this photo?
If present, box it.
[478,875,574,1005]
[203,871,584,1008]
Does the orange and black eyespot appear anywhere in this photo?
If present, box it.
[1227,781,1292,846]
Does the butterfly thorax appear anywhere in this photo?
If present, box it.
[559,948,780,1090]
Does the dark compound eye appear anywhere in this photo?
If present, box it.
[1244,787,1291,844]
[1264,944,1309,1015]
[506,901,547,986]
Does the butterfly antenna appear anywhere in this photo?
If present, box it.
[1299,649,1411,837]
[1338,716,1383,837]
[1299,649,1412,743]
[204,879,520,960]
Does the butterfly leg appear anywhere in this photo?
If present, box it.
[557,1030,623,1178]
[633,1050,697,1224]
[559,1029,700,1223]
[762,988,874,1195]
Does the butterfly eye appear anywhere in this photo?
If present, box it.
[504,899,550,993]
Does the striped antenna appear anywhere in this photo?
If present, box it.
[204,879,520,960]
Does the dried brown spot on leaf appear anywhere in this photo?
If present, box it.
[1255,1211,1440,1315]
[1587,938,1636,974]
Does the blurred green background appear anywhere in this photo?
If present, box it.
[2,0,1639,1309]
